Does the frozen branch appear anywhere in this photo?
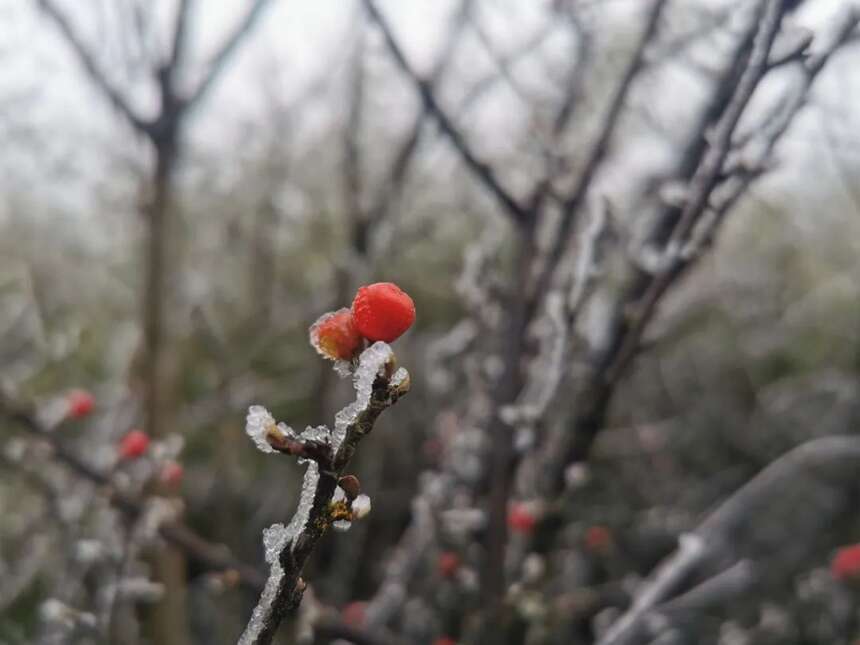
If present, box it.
[548,0,858,484]
[0,393,267,592]
[605,1,857,387]
[528,0,668,316]
[599,435,860,645]
[238,343,411,645]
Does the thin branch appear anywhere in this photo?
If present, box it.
[167,0,194,73]
[361,0,529,225]
[599,435,860,645]
[184,0,274,109]
[527,0,668,320]
[0,394,267,592]
[239,350,410,645]
[366,0,474,226]
[35,0,149,133]
[604,0,811,386]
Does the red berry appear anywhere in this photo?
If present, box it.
[341,601,367,627]
[159,460,184,487]
[119,430,150,460]
[437,551,461,578]
[831,544,860,581]
[310,308,364,360]
[584,525,613,553]
[433,637,457,645]
[507,503,537,534]
[351,282,416,343]
[66,389,95,419]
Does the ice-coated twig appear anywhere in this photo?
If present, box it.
[598,435,860,645]
[239,342,410,645]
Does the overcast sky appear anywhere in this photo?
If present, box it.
[0,0,858,230]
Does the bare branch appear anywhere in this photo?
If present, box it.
[361,0,529,225]
[184,0,274,109]
[604,0,821,387]
[0,393,267,592]
[35,0,148,133]
[528,0,668,318]
[239,347,410,645]
[599,435,860,645]
[167,0,194,73]
[367,0,474,226]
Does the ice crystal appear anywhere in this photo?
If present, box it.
[286,461,320,548]
[263,523,288,564]
[332,341,393,454]
[239,461,321,644]
[246,405,300,455]
[500,292,567,427]
[352,493,371,519]
[245,405,277,454]
[333,360,353,378]
[239,564,283,644]
[308,308,345,358]
[332,519,352,532]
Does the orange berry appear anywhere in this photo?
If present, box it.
[310,308,364,360]
[351,283,415,343]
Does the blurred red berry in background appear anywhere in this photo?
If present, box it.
[159,460,183,487]
[584,525,613,553]
[351,282,416,343]
[341,601,367,627]
[311,308,364,360]
[65,389,95,419]
[437,551,461,578]
[119,429,150,460]
[507,503,537,534]
[831,544,860,581]
[433,637,457,645]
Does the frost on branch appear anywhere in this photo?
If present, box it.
[245,406,285,454]
[240,340,409,645]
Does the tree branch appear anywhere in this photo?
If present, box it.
[0,393,267,592]
[599,435,860,645]
[167,0,194,74]
[527,0,668,318]
[239,345,410,645]
[35,0,149,134]
[361,0,529,225]
[184,0,274,109]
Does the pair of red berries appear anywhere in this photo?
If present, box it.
[313,282,416,361]
[65,393,148,460]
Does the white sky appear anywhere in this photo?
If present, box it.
[0,0,858,230]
